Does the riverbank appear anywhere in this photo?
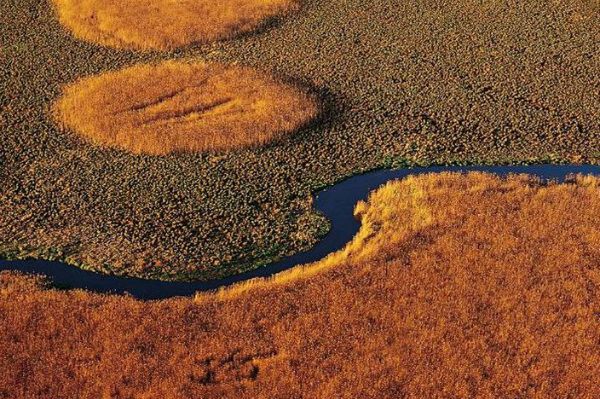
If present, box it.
[3,172,599,397]
[2,165,599,299]
[2,0,599,281]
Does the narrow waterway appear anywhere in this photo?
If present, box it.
[1,165,598,299]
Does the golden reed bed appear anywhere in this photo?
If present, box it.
[2,172,600,398]
[53,61,318,155]
[51,0,299,50]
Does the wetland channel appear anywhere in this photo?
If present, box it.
[2,164,599,300]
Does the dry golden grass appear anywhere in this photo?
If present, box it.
[2,173,600,398]
[51,0,299,50]
[53,60,318,155]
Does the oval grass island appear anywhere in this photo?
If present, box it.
[1,164,599,299]
[51,0,300,50]
[53,61,319,155]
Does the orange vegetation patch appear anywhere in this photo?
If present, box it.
[53,61,318,155]
[2,173,600,398]
[51,0,299,50]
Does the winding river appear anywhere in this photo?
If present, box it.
[1,164,599,300]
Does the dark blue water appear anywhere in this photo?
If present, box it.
[1,165,598,300]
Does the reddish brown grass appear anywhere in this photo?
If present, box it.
[53,61,318,155]
[2,173,600,398]
[51,0,299,50]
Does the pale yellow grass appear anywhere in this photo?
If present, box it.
[51,0,299,50]
[53,60,319,155]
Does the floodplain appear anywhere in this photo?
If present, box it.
[1,0,599,396]
[2,173,600,397]
[1,0,598,280]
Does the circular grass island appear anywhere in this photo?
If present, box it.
[53,61,319,155]
[51,0,300,50]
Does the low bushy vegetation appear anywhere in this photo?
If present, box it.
[2,0,599,280]
[2,173,600,398]
[51,0,299,50]
[54,60,318,155]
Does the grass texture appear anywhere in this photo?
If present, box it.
[53,60,318,155]
[2,0,599,280]
[2,173,600,397]
[51,0,299,50]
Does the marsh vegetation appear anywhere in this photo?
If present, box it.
[1,0,598,280]
[2,173,600,398]
[54,60,318,155]
[51,0,299,50]
[3,0,600,395]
